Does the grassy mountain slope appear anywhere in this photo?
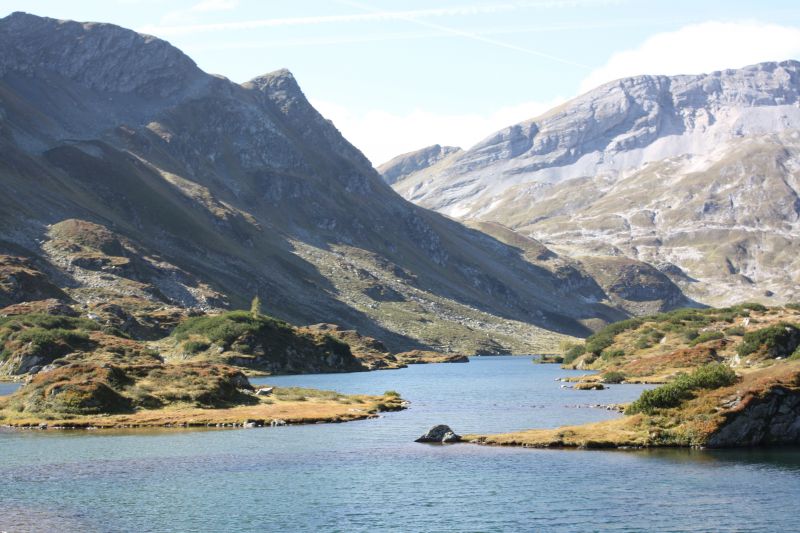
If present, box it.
[0,12,667,355]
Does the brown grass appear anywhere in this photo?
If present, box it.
[0,390,404,429]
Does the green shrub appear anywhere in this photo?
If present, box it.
[660,322,685,333]
[688,331,724,347]
[724,326,745,336]
[384,390,400,397]
[634,337,652,350]
[0,313,99,333]
[13,328,92,358]
[686,363,738,389]
[172,311,291,346]
[739,302,767,312]
[683,330,699,342]
[736,323,800,358]
[183,340,210,355]
[653,308,711,327]
[562,344,586,364]
[584,333,614,356]
[601,371,626,384]
[634,328,664,350]
[584,318,644,355]
[626,363,736,414]
[600,348,625,360]
[785,303,800,311]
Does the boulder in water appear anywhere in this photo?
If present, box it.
[415,424,461,443]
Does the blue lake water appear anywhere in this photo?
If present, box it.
[2,356,800,532]
[0,381,21,396]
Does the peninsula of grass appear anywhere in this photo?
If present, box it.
[465,304,800,449]
[0,360,405,430]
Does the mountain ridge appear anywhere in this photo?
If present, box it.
[0,12,695,355]
[383,60,800,306]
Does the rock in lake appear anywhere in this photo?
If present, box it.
[415,424,461,443]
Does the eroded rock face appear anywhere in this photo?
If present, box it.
[415,424,462,443]
[707,387,800,447]
[396,61,800,214]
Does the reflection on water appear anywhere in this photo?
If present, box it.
[1,356,798,532]
[635,446,800,471]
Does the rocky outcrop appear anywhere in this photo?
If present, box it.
[162,312,368,375]
[415,424,462,443]
[300,323,398,370]
[0,256,68,307]
[577,256,689,315]
[378,144,462,185]
[43,219,227,310]
[707,386,800,447]
[395,350,469,364]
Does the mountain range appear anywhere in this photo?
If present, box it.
[0,12,701,355]
[381,61,800,307]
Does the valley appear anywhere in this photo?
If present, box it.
[1,6,800,532]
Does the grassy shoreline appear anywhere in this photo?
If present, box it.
[465,305,800,449]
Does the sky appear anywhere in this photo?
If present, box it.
[4,1,800,164]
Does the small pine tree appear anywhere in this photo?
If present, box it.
[250,296,261,318]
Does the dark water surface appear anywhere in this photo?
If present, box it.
[2,356,799,532]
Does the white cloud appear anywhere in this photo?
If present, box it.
[580,21,800,93]
[314,99,564,165]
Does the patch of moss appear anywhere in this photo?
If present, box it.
[601,371,626,384]
[688,331,724,347]
[183,340,210,355]
[0,313,100,365]
[723,326,745,336]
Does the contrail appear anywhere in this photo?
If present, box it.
[187,18,669,52]
[338,0,593,69]
[140,3,522,36]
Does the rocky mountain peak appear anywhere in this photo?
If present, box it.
[0,12,203,98]
[244,68,308,112]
